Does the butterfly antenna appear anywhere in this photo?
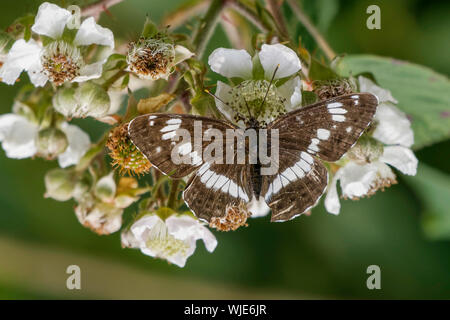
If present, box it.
[204,89,228,106]
[257,64,280,116]
[242,97,253,119]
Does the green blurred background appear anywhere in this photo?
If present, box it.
[0,0,449,299]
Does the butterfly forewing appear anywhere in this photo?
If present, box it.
[128,113,255,221]
[268,93,378,162]
[128,113,237,179]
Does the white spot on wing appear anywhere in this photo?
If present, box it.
[317,128,330,140]
[329,108,347,114]
[272,175,282,195]
[200,169,213,183]
[327,102,343,109]
[166,118,181,125]
[149,115,157,119]
[160,124,180,132]
[332,114,346,122]
[162,131,177,140]
[346,126,353,133]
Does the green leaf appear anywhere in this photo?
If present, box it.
[335,54,450,150]
[309,57,339,80]
[302,91,318,106]
[403,163,450,240]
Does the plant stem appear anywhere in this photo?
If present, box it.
[192,0,226,59]
[228,1,269,33]
[167,179,180,209]
[265,0,290,40]
[286,0,336,61]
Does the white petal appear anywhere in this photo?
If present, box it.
[121,229,140,248]
[94,172,117,202]
[166,215,217,253]
[339,162,378,198]
[373,104,414,147]
[277,76,302,111]
[74,17,115,48]
[324,173,341,215]
[107,90,126,115]
[73,60,104,82]
[0,39,45,86]
[0,114,37,159]
[214,81,235,122]
[247,196,270,217]
[379,146,418,175]
[58,122,91,168]
[259,44,301,79]
[208,48,253,79]
[31,2,71,39]
[173,45,194,65]
[165,239,195,268]
[131,215,162,242]
[358,76,398,104]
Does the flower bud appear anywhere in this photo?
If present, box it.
[75,201,123,235]
[44,168,77,201]
[36,127,68,159]
[94,173,116,203]
[52,87,78,117]
[76,82,111,118]
[347,135,384,165]
[53,83,110,118]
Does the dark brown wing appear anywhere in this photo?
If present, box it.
[267,93,378,162]
[183,159,253,223]
[128,113,237,179]
[129,112,254,222]
[260,149,328,222]
[260,93,377,221]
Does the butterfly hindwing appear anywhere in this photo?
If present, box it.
[128,113,237,179]
[183,160,253,222]
[261,149,328,222]
[268,93,378,162]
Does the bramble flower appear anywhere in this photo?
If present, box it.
[0,2,114,87]
[208,43,302,127]
[0,108,90,167]
[324,77,418,214]
[75,174,146,235]
[126,37,193,80]
[122,209,217,267]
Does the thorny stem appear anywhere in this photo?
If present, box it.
[265,0,290,40]
[286,0,336,61]
[81,0,124,19]
[192,0,226,59]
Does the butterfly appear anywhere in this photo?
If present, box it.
[128,92,378,225]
